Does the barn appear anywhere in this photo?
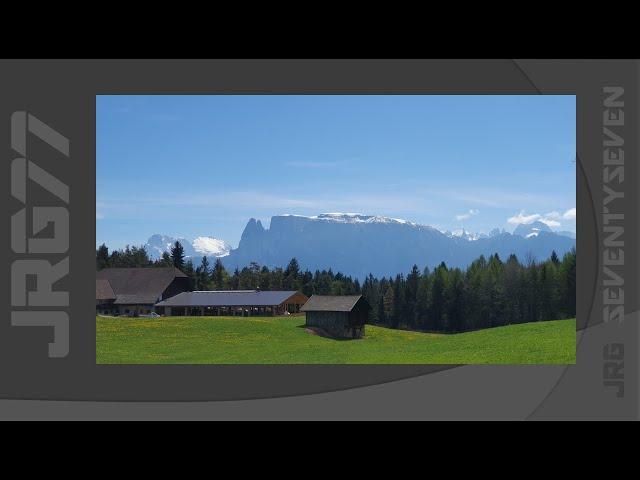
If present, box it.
[301,295,370,339]
[96,267,190,316]
[155,290,309,317]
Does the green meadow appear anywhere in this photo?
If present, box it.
[96,315,576,365]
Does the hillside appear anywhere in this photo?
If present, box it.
[96,316,576,364]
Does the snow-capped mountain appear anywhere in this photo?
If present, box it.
[222,213,576,279]
[445,228,486,241]
[281,213,417,225]
[192,236,231,256]
[145,234,231,261]
[512,220,552,238]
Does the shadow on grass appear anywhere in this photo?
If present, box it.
[296,324,364,341]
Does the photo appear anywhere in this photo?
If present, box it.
[96,95,576,364]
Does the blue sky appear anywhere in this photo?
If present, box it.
[97,95,576,250]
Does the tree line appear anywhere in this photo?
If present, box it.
[96,241,576,333]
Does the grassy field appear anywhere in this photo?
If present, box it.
[96,315,576,364]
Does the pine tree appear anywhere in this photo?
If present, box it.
[503,254,522,324]
[269,268,284,290]
[230,268,240,290]
[377,295,386,325]
[447,269,466,332]
[131,245,151,267]
[416,270,430,330]
[526,263,540,322]
[561,248,576,317]
[301,270,314,297]
[197,256,211,290]
[212,258,227,290]
[170,241,185,270]
[405,265,421,328]
[392,274,405,329]
[382,284,395,327]
[160,252,173,267]
[183,259,197,291]
[430,263,448,331]
[284,258,302,291]
[259,266,271,291]
[96,244,109,270]
[284,257,300,278]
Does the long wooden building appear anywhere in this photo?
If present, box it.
[155,290,309,317]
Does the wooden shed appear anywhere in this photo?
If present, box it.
[301,295,370,339]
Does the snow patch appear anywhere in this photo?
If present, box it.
[193,236,231,257]
[287,213,417,226]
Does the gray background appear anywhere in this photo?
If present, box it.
[0,59,636,419]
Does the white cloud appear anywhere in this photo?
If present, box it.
[563,207,576,220]
[539,218,561,228]
[507,211,541,225]
[508,209,569,228]
[455,209,479,221]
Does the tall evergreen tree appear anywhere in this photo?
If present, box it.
[197,256,211,290]
[416,269,430,330]
[392,274,405,329]
[382,284,395,325]
[502,254,523,324]
[259,265,272,291]
[561,248,576,317]
[447,269,466,332]
[405,265,421,328]
[183,259,197,291]
[96,243,109,270]
[212,258,227,290]
[170,241,185,270]
[430,263,448,331]
[230,268,240,290]
[283,258,301,290]
[160,252,173,267]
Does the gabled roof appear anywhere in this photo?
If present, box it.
[96,279,116,301]
[156,290,302,307]
[300,295,363,312]
[96,267,187,305]
[114,293,163,305]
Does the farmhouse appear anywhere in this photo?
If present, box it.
[155,290,309,316]
[301,295,370,339]
[96,267,190,316]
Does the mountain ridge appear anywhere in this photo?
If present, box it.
[138,213,576,278]
[220,213,576,279]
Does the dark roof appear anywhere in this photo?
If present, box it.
[96,267,187,305]
[113,293,162,305]
[96,279,116,300]
[156,290,302,307]
[300,295,363,312]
